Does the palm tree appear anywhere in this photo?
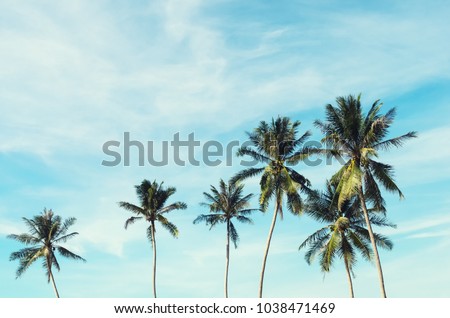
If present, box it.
[314,94,417,297]
[232,116,316,298]
[118,179,187,298]
[8,208,86,298]
[299,182,395,297]
[193,179,258,297]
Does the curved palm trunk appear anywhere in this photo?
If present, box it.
[258,199,279,298]
[47,256,60,298]
[151,221,157,298]
[224,220,230,298]
[358,186,387,298]
[344,256,354,298]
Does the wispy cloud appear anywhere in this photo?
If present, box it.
[2,0,450,159]
[382,211,450,239]
[1,0,450,298]
[0,220,21,236]
[384,126,450,184]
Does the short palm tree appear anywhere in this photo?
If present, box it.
[299,182,395,297]
[118,179,187,298]
[8,208,86,298]
[314,94,417,297]
[232,116,315,298]
[193,179,258,297]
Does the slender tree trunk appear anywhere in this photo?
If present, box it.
[151,221,157,298]
[258,199,279,298]
[47,256,60,298]
[344,256,354,298]
[224,220,230,298]
[358,186,387,298]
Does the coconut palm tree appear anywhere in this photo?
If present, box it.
[314,94,417,297]
[299,182,395,297]
[193,179,258,297]
[8,208,86,298]
[118,179,187,298]
[232,116,316,298]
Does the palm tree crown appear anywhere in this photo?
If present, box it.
[194,179,258,297]
[315,94,417,209]
[314,94,416,297]
[232,116,316,297]
[232,116,314,214]
[118,179,187,298]
[8,208,86,297]
[119,179,187,237]
[194,179,256,247]
[300,182,395,297]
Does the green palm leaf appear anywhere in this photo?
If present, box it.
[300,180,394,296]
[8,209,84,297]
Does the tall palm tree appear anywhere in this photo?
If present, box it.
[314,94,417,297]
[118,179,187,298]
[232,116,315,298]
[299,182,395,297]
[8,208,86,298]
[193,179,258,297]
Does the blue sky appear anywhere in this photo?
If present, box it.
[1,0,450,298]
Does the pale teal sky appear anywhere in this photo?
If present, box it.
[1,0,450,298]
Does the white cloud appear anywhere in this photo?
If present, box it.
[1,0,450,298]
[384,126,450,184]
[407,230,450,239]
[0,220,21,236]
[381,211,450,241]
[3,0,450,160]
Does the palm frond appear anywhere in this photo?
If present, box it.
[364,169,386,211]
[13,247,43,278]
[299,227,329,251]
[236,208,260,215]
[9,247,42,261]
[259,170,275,211]
[333,160,362,209]
[373,131,418,151]
[42,258,52,283]
[347,230,373,261]
[286,189,303,216]
[353,226,393,250]
[53,232,79,244]
[157,215,179,238]
[21,217,40,237]
[56,246,86,262]
[51,252,61,272]
[158,202,187,214]
[230,167,265,184]
[304,190,336,223]
[193,214,224,228]
[286,144,324,165]
[7,233,40,245]
[286,167,311,189]
[235,215,253,224]
[229,221,239,248]
[320,230,340,272]
[353,215,396,228]
[339,234,357,270]
[369,159,404,198]
[118,202,145,215]
[54,217,77,239]
[237,147,271,164]
[124,216,143,229]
